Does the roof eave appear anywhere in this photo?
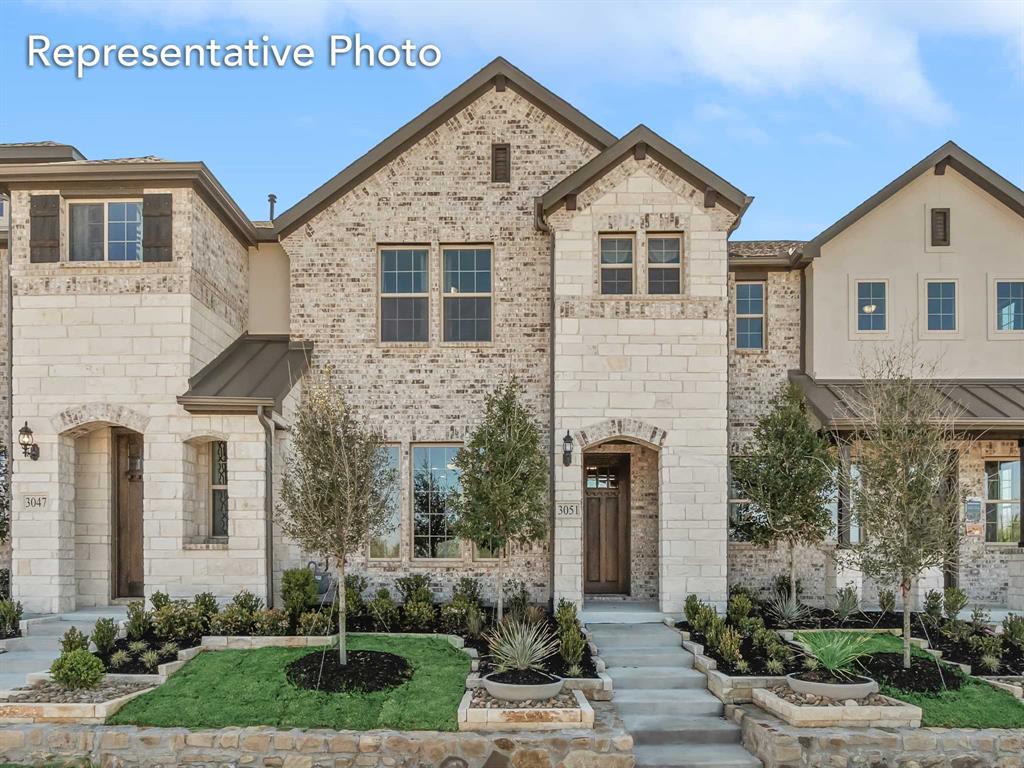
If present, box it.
[176,395,276,415]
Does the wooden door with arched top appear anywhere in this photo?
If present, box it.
[113,430,144,598]
[583,454,630,595]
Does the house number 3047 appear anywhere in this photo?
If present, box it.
[23,495,48,509]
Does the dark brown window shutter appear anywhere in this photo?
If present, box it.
[931,208,950,246]
[142,193,173,261]
[29,194,60,263]
[491,143,510,183]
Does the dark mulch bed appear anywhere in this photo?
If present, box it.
[861,652,964,694]
[96,634,184,675]
[286,649,412,693]
[686,630,802,676]
[679,609,913,633]
[487,669,559,686]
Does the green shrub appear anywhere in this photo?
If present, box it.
[439,602,468,634]
[968,633,1002,659]
[344,574,368,617]
[734,658,751,675]
[396,575,433,605]
[192,592,220,631]
[158,641,179,659]
[486,618,559,673]
[727,593,753,625]
[942,619,973,644]
[704,613,726,648]
[877,588,896,614]
[0,569,9,602]
[923,590,944,625]
[60,626,90,654]
[684,594,703,626]
[91,617,118,656]
[768,641,794,664]
[944,586,968,621]
[152,601,204,645]
[554,598,578,635]
[297,610,331,636]
[503,579,529,619]
[833,585,860,623]
[690,603,717,635]
[765,658,785,675]
[797,632,872,680]
[753,627,778,650]
[51,649,104,689]
[0,599,23,638]
[453,577,483,608]
[402,599,435,632]
[127,640,148,656]
[1003,614,1024,648]
[253,608,290,636]
[109,650,131,669]
[230,589,264,615]
[150,591,171,611]
[713,625,743,663]
[971,606,991,631]
[209,604,255,635]
[559,622,586,677]
[125,601,151,641]
[465,603,484,638]
[281,568,318,622]
[368,588,399,631]
[140,650,161,671]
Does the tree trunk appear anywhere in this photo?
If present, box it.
[496,551,504,624]
[789,540,798,601]
[338,557,347,666]
[901,580,912,669]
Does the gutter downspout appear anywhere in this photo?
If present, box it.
[257,405,275,608]
[536,198,556,610]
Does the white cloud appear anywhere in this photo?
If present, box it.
[801,131,853,148]
[693,103,771,144]
[35,0,1024,123]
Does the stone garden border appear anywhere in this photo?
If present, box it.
[978,676,1023,699]
[751,687,922,729]
[0,687,153,724]
[457,689,595,731]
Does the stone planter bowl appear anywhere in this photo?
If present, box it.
[786,672,878,700]
[482,672,564,702]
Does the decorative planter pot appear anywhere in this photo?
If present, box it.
[482,672,564,702]
[786,672,878,700]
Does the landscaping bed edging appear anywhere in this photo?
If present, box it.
[457,689,595,731]
[0,687,153,725]
[978,676,1023,699]
[728,702,1022,768]
[751,687,921,728]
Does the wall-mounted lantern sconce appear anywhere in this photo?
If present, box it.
[18,422,39,461]
[562,430,574,467]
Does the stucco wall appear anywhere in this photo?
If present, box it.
[248,243,290,335]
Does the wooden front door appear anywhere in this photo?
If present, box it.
[583,454,630,594]
[114,432,144,598]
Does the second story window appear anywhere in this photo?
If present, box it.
[735,281,765,350]
[443,247,492,342]
[996,281,1024,331]
[380,247,428,343]
[926,281,956,331]
[648,235,682,294]
[210,440,229,537]
[600,235,633,295]
[69,201,142,262]
[856,281,887,332]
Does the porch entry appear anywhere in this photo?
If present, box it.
[113,430,144,598]
[583,453,630,594]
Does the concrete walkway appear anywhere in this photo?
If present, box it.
[588,622,760,768]
[0,607,126,691]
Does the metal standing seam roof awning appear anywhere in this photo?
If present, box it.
[789,370,1024,432]
[177,334,310,414]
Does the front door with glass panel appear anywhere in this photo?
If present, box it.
[583,454,630,594]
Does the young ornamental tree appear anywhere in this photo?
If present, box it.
[277,369,395,665]
[453,378,548,623]
[732,383,836,600]
[841,352,966,668]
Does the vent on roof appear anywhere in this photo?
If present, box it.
[491,143,510,183]
[931,208,950,246]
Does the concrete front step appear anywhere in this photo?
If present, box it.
[1,634,62,652]
[613,689,724,717]
[606,666,707,690]
[588,635,682,651]
[634,744,761,768]
[621,713,743,746]
[600,650,693,668]
[24,621,96,637]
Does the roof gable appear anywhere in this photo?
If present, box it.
[271,57,616,239]
[539,125,751,225]
[803,141,1024,261]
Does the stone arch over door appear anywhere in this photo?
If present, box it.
[52,403,150,438]
[576,418,667,452]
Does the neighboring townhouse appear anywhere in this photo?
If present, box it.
[0,59,1020,618]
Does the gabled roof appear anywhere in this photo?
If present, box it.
[539,124,752,226]
[802,141,1024,261]
[270,57,617,239]
[177,334,311,415]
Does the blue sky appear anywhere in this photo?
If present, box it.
[1,0,1022,239]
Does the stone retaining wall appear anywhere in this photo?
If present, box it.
[0,703,633,768]
[729,703,1023,768]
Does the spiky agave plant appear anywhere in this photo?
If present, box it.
[766,590,812,628]
[486,618,560,674]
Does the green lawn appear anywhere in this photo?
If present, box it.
[107,634,469,731]
[794,630,1024,728]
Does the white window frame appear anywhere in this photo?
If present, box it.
[735,280,766,352]
[988,274,1024,340]
[598,234,636,296]
[646,233,684,296]
[918,276,961,339]
[66,198,143,263]
[849,277,891,338]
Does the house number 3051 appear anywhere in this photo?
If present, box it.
[556,503,581,518]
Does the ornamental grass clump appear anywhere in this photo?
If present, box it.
[797,631,873,681]
[766,590,811,628]
[486,618,559,675]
